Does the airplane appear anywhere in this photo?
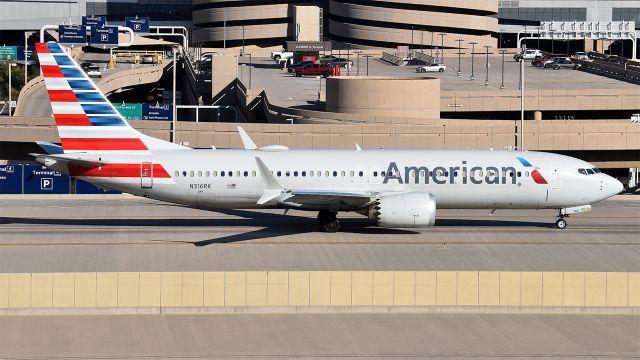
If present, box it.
[31,41,623,232]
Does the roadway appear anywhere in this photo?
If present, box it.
[0,313,637,359]
[0,196,638,273]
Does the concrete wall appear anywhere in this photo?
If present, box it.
[0,271,637,313]
[211,55,239,97]
[295,6,321,42]
[326,77,440,118]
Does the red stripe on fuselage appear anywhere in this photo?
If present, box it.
[531,170,548,184]
[48,89,78,102]
[35,43,50,53]
[41,65,64,78]
[69,163,171,178]
[60,138,148,151]
[54,114,92,126]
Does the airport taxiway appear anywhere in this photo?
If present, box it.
[0,196,638,273]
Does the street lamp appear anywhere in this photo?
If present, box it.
[455,39,463,76]
[354,50,363,76]
[363,54,373,76]
[439,33,446,63]
[469,42,477,81]
[411,25,414,53]
[500,49,507,90]
[484,45,491,86]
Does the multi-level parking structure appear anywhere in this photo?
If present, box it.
[192,0,327,47]
[328,0,498,49]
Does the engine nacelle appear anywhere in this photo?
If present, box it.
[369,192,436,228]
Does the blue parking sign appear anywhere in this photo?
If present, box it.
[0,165,22,194]
[125,17,150,33]
[23,165,70,194]
[90,25,118,47]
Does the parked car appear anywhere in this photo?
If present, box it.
[573,52,589,61]
[294,63,337,77]
[86,65,102,78]
[80,62,92,71]
[288,60,315,73]
[271,49,293,61]
[607,56,625,65]
[416,63,446,72]
[548,57,581,70]
[514,49,544,61]
[328,58,353,68]
[319,55,340,64]
[531,54,552,67]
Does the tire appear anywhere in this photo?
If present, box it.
[274,55,281,61]
[323,219,340,233]
[420,68,426,73]
[322,72,330,78]
[439,68,444,72]
[556,218,567,229]
[553,65,560,70]
[295,72,302,77]
[318,210,339,232]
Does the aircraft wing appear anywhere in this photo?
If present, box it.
[283,189,378,208]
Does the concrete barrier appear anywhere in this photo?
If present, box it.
[0,271,638,315]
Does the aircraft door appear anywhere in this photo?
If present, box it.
[140,162,153,189]
[549,162,562,189]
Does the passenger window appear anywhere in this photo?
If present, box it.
[213,171,217,177]
[228,171,233,177]
[206,171,210,177]
[252,171,256,177]
[236,171,240,177]
[182,171,187,177]
[198,171,202,177]
[325,171,329,177]
[244,171,248,177]
[333,171,338,177]
[317,171,321,177]
[359,171,364,177]
[373,171,378,177]
[341,171,346,177]
[174,171,179,177]
[517,171,522,177]
[420,170,425,177]
[350,171,354,177]
[525,171,529,177]
[302,171,306,177]
[190,171,194,177]
[221,172,225,177]
[277,171,282,177]
[294,171,298,177]
[310,171,314,177]
[286,171,290,177]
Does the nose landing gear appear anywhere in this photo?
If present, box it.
[318,210,340,233]
[555,210,568,229]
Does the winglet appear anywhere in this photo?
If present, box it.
[254,156,285,205]
[238,126,257,150]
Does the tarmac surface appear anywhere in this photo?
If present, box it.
[0,196,638,273]
[0,313,637,359]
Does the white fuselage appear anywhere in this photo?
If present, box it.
[68,149,622,211]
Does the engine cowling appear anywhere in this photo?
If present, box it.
[370,192,436,228]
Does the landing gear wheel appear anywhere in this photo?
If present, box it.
[318,210,340,233]
[555,218,567,229]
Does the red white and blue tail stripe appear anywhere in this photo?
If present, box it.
[36,42,186,154]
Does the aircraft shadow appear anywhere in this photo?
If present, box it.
[436,218,554,228]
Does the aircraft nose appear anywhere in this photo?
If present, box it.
[603,175,624,198]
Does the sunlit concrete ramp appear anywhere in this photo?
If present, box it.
[14,59,172,117]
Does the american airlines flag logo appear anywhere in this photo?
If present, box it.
[517,157,548,184]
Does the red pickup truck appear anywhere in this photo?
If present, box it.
[294,63,339,77]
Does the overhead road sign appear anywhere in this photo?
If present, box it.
[143,104,172,120]
[16,46,35,63]
[286,41,332,52]
[82,15,105,29]
[0,46,17,61]
[114,103,142,120]
[126,17,150,34]
[59,25,87,45]
[91,25,119,47]
[23,165,70,194]
[0,165,22,194]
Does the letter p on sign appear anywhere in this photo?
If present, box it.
[41,178,53,190]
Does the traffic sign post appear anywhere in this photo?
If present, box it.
[59,25,87,45]
[125,17,150,34]
[82,16,105,29]
[90,25,119,48]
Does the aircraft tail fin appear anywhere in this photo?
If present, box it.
[35,41,188,154]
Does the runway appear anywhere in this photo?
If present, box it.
[0,313,637,359]
[0,197,638,273]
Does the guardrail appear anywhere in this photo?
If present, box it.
[381,52,406,66]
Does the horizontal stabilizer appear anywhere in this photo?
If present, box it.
[30,153,110,168]
[36,141,64,155]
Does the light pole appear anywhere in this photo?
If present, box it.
[439,33,446,63]
[172,46,177,143]
[8,62,15,116]
[484,45,491,86]
[520,54,525,150]
[411,25,414,52]
[363,54,372,76]
[455,39,463,76]
[469,41,477,81]
[500,49,506,90]
[241,25,245,55]
[430,32,434,57]
[420,28,424,53]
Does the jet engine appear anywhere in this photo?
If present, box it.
[368,192,436,228]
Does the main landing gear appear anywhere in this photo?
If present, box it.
[318,210,340,233]
[555,210,568,229]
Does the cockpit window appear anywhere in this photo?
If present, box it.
[592,168,601,173]
[578,168,587,175]
[586,168,595,175]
